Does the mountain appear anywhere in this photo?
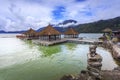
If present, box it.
[0,30,26,33]
[74,17,120,33]
[36,17,120,33]
[37,27,45,32]
[0,30,6,33]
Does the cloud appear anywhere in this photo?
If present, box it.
[58,22,79,27]
[0,0,120,31]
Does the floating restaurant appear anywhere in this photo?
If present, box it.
[64,28,79,38]
[102,28,112,36]
[23,28,37,40]
[112,30,120,42]
[102,28,112,40]
[37,24,61,41]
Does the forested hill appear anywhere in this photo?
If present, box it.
[74,17,120,33]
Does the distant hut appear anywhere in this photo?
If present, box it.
[112,30,120,37]
[102,28,112,40]
[64,28,79,38]
[103,28,112,33]
[23,28,37,40]
[38,24,61,41]
[112,30,120,42]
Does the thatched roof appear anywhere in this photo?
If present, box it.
[23,28,37,35]
[64,28,79,35]
[38,24,61,36]
[103,28,112,32]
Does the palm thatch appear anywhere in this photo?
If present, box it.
[23,28,37,35]
[38,24,61,36]
[64,28,79,35]
[103,28,112,32]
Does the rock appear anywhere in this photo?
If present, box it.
[114,67,120,71]
[89,45,97,57]
[87,53,102,62]
[80,70,87,74]
[79,70,89,80]
[87,66,100,73]
[88,61,102,68]
[60,75,75,80]
[117,54,120,59]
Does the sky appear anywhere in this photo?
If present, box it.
[0,0,120,31]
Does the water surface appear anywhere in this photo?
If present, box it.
[0,34,118,80]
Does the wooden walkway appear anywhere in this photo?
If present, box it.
[32,38,103,46]
[67,38,103,45]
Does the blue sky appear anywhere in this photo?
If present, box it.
[0,0,120,31]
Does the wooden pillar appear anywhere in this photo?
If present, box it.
[49,35,50,41]
[54,35,56,40]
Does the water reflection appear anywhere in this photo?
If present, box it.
[24,40,35,48]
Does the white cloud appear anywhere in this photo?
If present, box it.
[0,0,120,31]
[58,22,79,27]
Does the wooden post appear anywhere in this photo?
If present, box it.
[49,35,50,41]
[55,35,56,40]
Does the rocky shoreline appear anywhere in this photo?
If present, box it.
[60,45,120,80]
[102,41,120,60]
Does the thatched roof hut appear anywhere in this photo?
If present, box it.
[38,24,61,36]
[64,28,79,38]
[23,28,37,39]
[112,29,120,39]
[102,28,112,33]
[38,24,61,41]
[23,28,37,35]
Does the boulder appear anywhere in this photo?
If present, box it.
[60,75,75,80]
[88,61,102,68]
[87,53,102,62]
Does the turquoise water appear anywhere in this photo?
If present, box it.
[0,34,118,80]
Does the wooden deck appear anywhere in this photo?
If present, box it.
[67,38,103,45]
[32,39,67,46]
[32,38,103,46]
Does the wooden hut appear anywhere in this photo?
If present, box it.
[64,28,79,38]
[23,28,37,40]
[103,28,112,33]
[112,30,120,37]
[102,28,112,40]
[112,30,120,42]
[38,24,61,41]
